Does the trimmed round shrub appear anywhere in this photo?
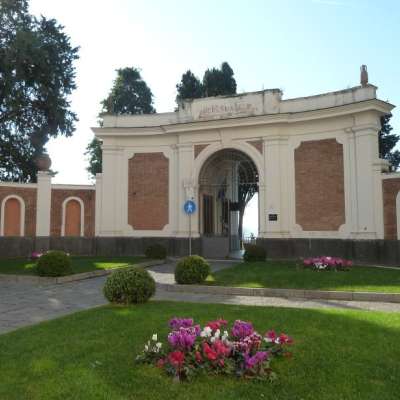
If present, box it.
[103,267,156,304]
[36,250,72,277]
[243,244,266,262]
[175,255,210,284]
[145,243,167,260]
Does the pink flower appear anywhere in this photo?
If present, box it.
[231,320,254,339]
[303,258,312,267]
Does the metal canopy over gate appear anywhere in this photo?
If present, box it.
[198,149,259,254]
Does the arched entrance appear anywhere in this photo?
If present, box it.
[198,148,259,257]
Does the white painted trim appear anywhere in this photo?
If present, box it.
[61,197,85,237]
[0,195,25,236]
[382,173,400,180]
[397,192,400,240]
[52,184,95,190]
[0,182,37,188]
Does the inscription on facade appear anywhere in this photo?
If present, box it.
[198,102,258,119]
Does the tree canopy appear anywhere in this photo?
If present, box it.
[379,114,400,171]
[0,0,79,182]
[175,62,237,104]
[175,70,203,104]
[86,67,155,178]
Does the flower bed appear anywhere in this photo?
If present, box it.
[303,256,353,271]
[136,317,293,382]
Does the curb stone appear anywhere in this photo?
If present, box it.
[0,259,165,285]
[155,282,400,304]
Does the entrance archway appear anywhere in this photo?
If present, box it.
[198,148,259,255]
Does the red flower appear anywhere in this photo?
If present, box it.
[195,351,203,363]
[203,342,217,361]
[219,359,225,367]
[206,318,228,331]
[265,330,277,342]
[278,333,293,345]
[168,350,185,368]
[213,339,230,357]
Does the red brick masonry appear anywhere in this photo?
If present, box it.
[0,187,37,236]
[128,152,169,230]
[194,144,209,159]
[382,178,400,239]
[247,140,263,154]
[295,138,345,231]
[50,189,95,237]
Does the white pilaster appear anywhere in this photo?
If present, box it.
[262,135,291,238]
[99,145,124,236]
[95,173,102,236]
[349,125,382,238]
[35,171,52,236]
[176,143,195,237]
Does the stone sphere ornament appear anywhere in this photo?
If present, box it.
[35,153,52,171]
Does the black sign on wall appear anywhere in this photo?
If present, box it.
[268,214,278,221]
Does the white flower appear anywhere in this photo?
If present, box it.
[210,337,216,343]
[214,329,220,339]
[144,345,149,351]
[156,342,162,349]
[152,334,158,341]
[204,326,212,336]
[200,331,206,337]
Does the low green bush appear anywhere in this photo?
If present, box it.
[103,267,156,304]
[144,243,167,260]
[36,251,72,277]
[243,244,266,262]
[175,255,210,284]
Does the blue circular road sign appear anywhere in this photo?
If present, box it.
[184,200,196,214]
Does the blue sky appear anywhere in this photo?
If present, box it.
[29,0,400,235]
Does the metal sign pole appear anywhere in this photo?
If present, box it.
[184,199,196,257]
[189,213,192,256]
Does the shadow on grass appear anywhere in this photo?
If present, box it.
[0,301,399,400]
[0,256,146,275]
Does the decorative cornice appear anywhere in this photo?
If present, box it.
[93,99,394,138]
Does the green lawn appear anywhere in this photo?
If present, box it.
[0,301,399,399]
[206,261,400,293]
[0,256,146,275]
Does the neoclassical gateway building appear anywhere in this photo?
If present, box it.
[1,70,400,263]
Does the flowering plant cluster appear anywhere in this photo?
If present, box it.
[30,251,70,261]
[136,317,293,382]
[30,251,43,261]
[303,256,353,271]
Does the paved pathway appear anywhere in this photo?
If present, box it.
[1,261,400,335]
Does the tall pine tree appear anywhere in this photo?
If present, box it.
[86,67,155,178]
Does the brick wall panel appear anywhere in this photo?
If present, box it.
[382,178,400,240]
[295,139,345,231]
[0,187,37,236]
[128,153,169,230]
[50,189,95,237]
